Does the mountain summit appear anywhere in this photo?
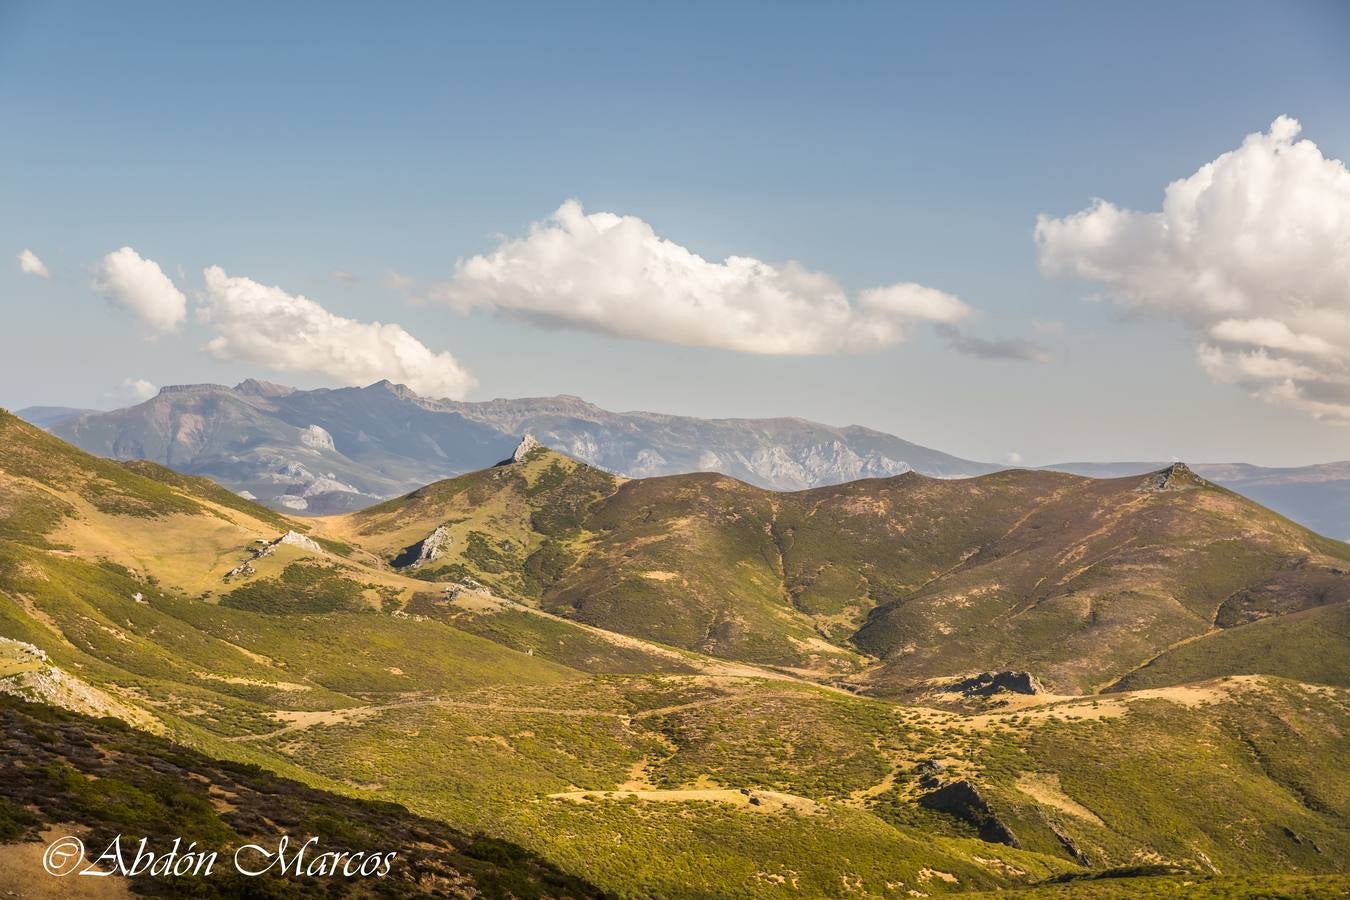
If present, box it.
[497,433,543,466]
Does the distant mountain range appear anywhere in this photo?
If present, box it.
[18,379,997,514]
[16,380,1350,538]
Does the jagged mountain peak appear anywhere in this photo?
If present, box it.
[1138,461,1208,492]
[364,378,419,400]
[234,378,296,398]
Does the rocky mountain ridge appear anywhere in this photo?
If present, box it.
[24,380,995,513]
[17,380,1349,536]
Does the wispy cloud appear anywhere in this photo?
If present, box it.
[936,324,1051,363]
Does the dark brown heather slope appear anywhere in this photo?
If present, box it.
[335,449,1350,695]
[0,696,602,898]
[853,464,1350,695]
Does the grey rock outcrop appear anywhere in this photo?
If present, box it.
[1137,462,1205,493]
[496,434,543,467]
[393,525,453,569]
[224,530,324,580]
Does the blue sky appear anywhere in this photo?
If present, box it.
[2,1,1349,465]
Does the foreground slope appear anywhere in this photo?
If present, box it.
[0,696,601,897]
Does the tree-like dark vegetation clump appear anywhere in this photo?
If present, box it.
[220,564,369,614]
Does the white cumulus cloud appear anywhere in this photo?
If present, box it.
[92,247,187,334]
[18,249,49,278]
[199,266,476,399]
[123,378,159,401]
[1036,116,1350,421]
[434,200,971,354]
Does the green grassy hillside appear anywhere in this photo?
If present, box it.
[329,446,1350,694]
[1108,601,1350,692]
[3,413,1348,897]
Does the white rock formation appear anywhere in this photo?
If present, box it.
[224,560,256,579]
[512,433,542,462]
[410,525,452,567]
[223,530,324,580]
[300,424,336,451]
[274,530,325,553]
[0,638,158,731]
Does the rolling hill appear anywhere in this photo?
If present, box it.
[329,443,1350,695]
[1046,460,1350,542]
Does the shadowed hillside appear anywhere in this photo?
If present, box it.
[0,696,602,898]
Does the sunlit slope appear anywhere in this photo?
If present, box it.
[336,446,869,673]
[235,671,1349,894]
[1108,600,1350,692]
[0,410,579,725]
[2,415,1348,896]
[335,444,1350,693]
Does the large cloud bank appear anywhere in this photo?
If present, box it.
[1036,116,1350,421]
